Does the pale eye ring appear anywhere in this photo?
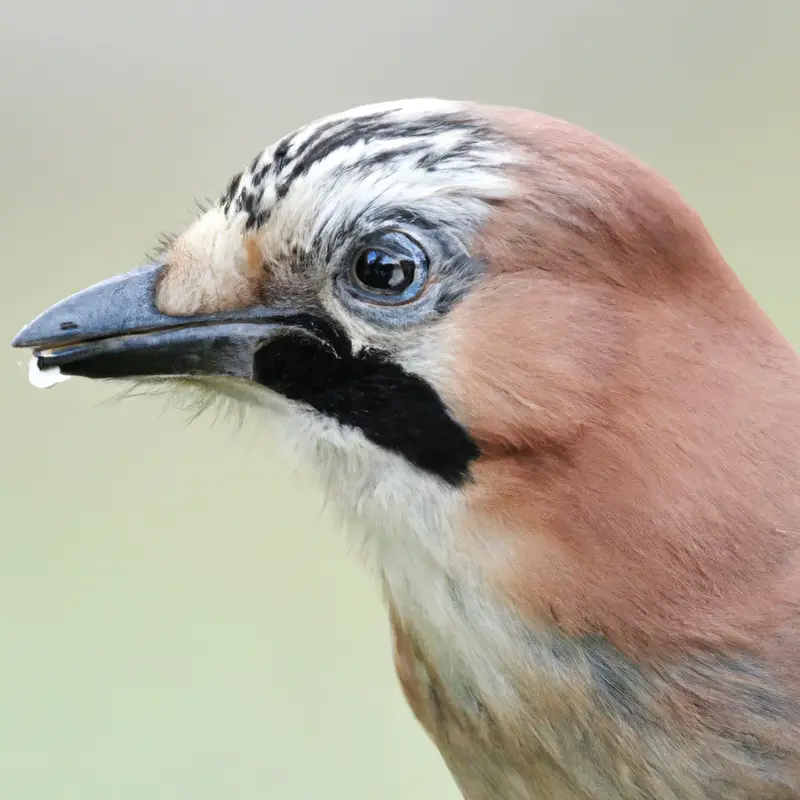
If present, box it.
[348,232,429,305]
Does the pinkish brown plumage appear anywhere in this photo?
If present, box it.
[13,99,800,798]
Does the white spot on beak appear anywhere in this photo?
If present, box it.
[27,355,71,389]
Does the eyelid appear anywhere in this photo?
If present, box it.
[373,230,425,257]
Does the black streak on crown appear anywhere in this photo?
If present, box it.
[252,328,480,487]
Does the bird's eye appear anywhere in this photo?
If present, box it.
[355,250,414,292]
[349,232,429,305]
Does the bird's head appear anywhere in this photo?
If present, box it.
[14,99,798,653]
[15,100,522,486]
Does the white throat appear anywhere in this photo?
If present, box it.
[256,395,521,703]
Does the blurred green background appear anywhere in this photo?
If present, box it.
[0,1,798,798]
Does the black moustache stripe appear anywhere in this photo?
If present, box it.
[253,327,479,487]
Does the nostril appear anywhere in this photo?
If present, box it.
[59,321,79,331]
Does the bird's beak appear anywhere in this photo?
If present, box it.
[11,263,326,383]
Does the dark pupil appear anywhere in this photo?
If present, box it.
[355,249,415,293]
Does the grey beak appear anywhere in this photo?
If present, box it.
[11,263,326,381]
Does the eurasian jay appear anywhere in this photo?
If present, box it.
[13,100,800,799]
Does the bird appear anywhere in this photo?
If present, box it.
[12,98,800,799]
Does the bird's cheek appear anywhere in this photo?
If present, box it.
[436,278,621,452]
[430,308,541,451]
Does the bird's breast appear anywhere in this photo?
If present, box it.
[389,600,800,799]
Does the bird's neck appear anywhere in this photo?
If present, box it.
[267,398,522,692]
[271,397,800,797]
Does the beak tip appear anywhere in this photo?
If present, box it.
[11,326,33,349]
[11,316,55,350]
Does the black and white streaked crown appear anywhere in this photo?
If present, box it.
[217,99,518,238]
